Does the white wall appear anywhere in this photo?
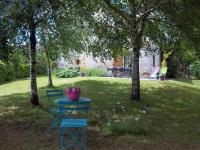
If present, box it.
[57,49,161,77]
[79,53,113,70]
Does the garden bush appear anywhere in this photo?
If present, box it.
[5,63,16,81]
[0,52,48,84]
[21,64,29,77]
[0,62,17,83]
[81,67,106,77]
[14,63,29,78]
[190,60,200,79]
[37,56,47,75]
[55,68,80,78]
[0,61,7,83]
[37,63,47,75]
[0,57,29,83]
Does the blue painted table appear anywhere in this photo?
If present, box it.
[56,97,91,105]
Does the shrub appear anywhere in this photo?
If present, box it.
[37,63,47,75]
[0,60,30,84]
[21,64,29,77]
[36,52,47,75]
[0,61,7,83]
[5,63,16,81]
[55,68,80,78]
[190,60,200,79]
[14,63,28,78]
[81,67,106,77]
[11,62,29,78]
[0,51,48,84]
[0,62,16,82]
[10,53,28,78]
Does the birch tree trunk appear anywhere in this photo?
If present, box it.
[45,48,54,87]
[130,1,141,100]
[131,46,140,100]
[29,16,39,106]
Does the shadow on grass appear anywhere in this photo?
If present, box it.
[0,79,200,140]
[173,79,194,85]
[0,77,29,86]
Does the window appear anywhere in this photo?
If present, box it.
[124,55,132,67]
[152,54,155,67]
[75,59,80,65]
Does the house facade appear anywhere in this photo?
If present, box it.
[58,48,161,77]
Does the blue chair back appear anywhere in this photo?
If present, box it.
[46,89,64,112]
[57,98,90,119]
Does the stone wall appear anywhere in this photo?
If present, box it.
[139,49,161,76]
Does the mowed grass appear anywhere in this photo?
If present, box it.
[0,77,200,150]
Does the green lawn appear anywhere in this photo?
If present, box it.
[0,77,200,150]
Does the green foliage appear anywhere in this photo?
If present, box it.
[36,51,48,75]
[0,51,49,84]
[21,64,29,77]
[38,1,90,63]
[84,1,131,59]
[0,1,15,62]
[163,1,200,57]
[14,64,29,78]
[161,50,173,68]
[190,60,200,79]
[0,61,17,83]
[81,67,106,77]
[37,62,47,75]
[55,68,80,78]
[5,63,16,81]
[11,53,29,78]
[0,50,50,84]
[0,61,7,83]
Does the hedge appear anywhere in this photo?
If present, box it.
[0,61,47,84]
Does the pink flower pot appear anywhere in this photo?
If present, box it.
[159,75,165,80]
[65,87,81,101]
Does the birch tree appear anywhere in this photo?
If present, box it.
[85,0,169,100]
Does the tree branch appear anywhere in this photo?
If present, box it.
[148,17,175,27]
[137,1,149,40]
[142,1,160,16]
[137,0,169,24]
[137,15,147,39]
[103,0,131,25]
[136,0,145,12]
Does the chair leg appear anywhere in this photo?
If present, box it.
[59,127,87,150]
[59,129,65,150]
[84,128,87,150]
[49,113,61,132]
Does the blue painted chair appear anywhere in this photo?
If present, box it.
[57,97,90,150]
[46,89,64,129]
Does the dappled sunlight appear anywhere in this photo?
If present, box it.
[0,77,200,149]
[7,106,20,110]
[167,80,200,90]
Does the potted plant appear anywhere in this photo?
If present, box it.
[159,74,165,80]
[65,87,81,101]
